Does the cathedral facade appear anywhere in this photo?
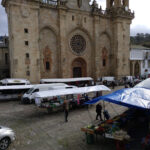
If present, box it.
[2,0,134,83]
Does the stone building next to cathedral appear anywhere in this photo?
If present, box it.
[2,0,134,83]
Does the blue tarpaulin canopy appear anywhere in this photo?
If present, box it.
[85,88,150,109]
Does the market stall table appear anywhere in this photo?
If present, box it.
[82,84,150,149]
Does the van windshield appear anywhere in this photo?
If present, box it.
[26,88,34,94]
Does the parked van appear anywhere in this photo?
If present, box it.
[101,76,115,86]
[21,83,76,104]
[125,76,134,83]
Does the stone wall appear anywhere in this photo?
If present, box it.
[2,0,134,83]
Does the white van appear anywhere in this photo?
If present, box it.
[125,76,134,83]
[101,76,115,86]
[21,83,76,104]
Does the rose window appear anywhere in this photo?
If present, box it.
[70,35,86,54]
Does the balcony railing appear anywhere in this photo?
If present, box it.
[40,0,66,7]
[40,0,57,6]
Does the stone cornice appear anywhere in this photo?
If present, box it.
[2,0,134,20]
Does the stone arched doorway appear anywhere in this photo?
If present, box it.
[72,58,87,77]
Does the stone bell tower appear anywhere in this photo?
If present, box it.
[106,0,134,79]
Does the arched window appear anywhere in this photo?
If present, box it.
[103,59,106,67]
[46,61,50,70]
[43,46,51,71]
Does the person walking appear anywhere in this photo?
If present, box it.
[63,99,69,122]
[111,81,115,89]
[96,103,103,121]
[103,110,110,120]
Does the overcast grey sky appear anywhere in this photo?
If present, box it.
[0,0,150,36]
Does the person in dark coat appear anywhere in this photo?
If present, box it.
[63,99,69,122]
[96,103,103,121]
[103,110,110,120]
[111,81,115,89]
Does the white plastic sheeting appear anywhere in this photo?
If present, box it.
[0,83,71,91]
[0,78,30,85]
[0,85,34,90]
[35,85,111,99]
[40,77,93,83]
[134,78,150,89]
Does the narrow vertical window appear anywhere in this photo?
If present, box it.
[26,53,29,58]
[26,71,30,76]
[46,61,50,70]
[5,53,8,64]
[24,28,28,33]
[25,41,29,46]
[103,59,106,67]
[72,15,74,21]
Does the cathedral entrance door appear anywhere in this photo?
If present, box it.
[73,67,82,77]
[72,58,87,77]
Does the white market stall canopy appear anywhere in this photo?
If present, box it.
[0,78,30,85]
[40,77,93,83]
[0,83,71,91]
[0,85,34,90]
[134,78,150,89]
[35,85,111,99]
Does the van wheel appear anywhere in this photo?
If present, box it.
[0,137,10,150]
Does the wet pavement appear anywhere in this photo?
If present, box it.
[0,86,139,150]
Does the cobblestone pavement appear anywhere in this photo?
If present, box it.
[0,86,132,150]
